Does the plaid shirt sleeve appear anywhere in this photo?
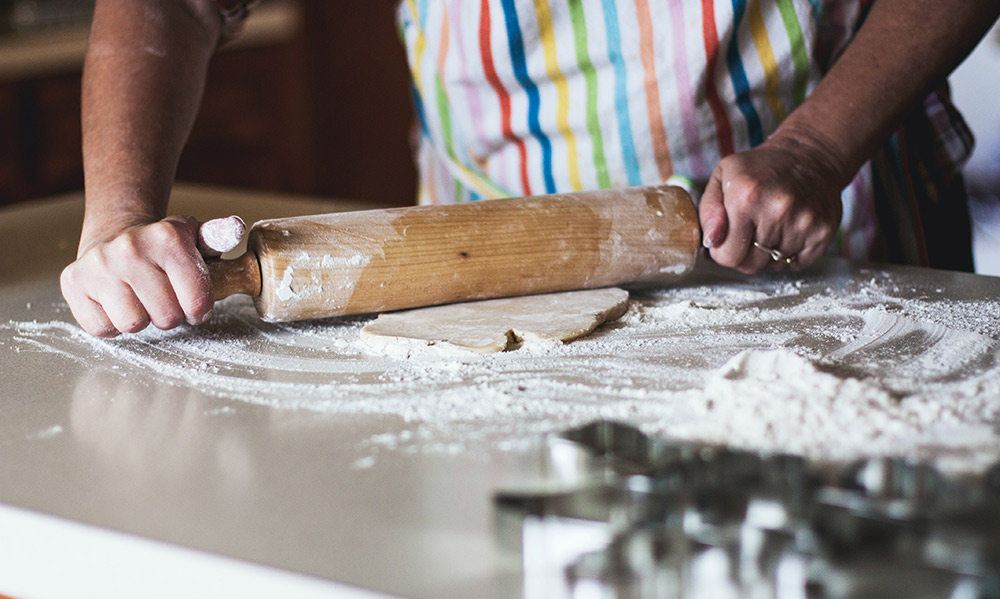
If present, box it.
[214,0,260,38]
[922,89,975,181]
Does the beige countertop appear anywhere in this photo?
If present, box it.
[2,184,999,598]
[0,184,517,599]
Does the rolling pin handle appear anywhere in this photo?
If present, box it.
[206,252,262,301]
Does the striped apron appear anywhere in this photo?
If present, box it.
[398,0,973,265]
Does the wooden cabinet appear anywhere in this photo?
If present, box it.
[179,41,313,194]
[0,0,417,208]
[0,85,24,198]
[294,1,418,206]
[0,73,84,202]
[29,74,83,191]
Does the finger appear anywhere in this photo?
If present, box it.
[790,249,821,270]
[164,254,214,325]
[791,232,834,270]
[710,201,757,270]
[151,217,214,324]
[738,238,781,274]
[125,266,188,330]
[782,216,833,270]
[75,298,120,338]
[61,263,119,337]
[789,243,823,270]
[698,170,728,249]
[94,281,151,334]
[759,230,802,273]
[753,248,786,273]
[61,274,119,338]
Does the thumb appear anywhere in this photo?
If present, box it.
[195,215,247,257]
[698,170,728,249]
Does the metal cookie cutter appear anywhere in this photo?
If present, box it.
[494,421,1000,599]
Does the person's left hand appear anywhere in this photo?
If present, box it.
[698,134,846,274]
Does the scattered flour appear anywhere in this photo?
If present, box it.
[7,270,1000,474]
[321,254,367,269]
[275,267,299,301]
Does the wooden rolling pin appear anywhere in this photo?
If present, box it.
[207,184,701,322]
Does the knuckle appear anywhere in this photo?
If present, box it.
[109,233,142,263]
[84,245,112,271]
[61,260,99,293]
[152,220,190,248]
[59,264,78,290]
[727,173,759,194]
[796,211,817,231]
[716,155,736,170]
[769,193,795,218]
[726,181,764,213]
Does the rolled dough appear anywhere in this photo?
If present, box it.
[360,288,630,354]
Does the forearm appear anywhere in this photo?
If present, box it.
[81,0,220,253]
[773,0,1000,187]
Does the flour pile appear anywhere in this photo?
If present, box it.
[8,269,1000,474]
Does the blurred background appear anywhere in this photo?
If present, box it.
[0,1,997,271]
[0,0,417,208]
[952,21,1000,275]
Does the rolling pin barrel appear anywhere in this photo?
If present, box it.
[208,184,701,322]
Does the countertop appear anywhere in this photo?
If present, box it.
[2,185,999,599]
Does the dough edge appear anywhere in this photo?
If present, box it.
[360,288,630,354]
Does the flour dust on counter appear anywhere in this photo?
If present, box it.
[7,268,1000,475]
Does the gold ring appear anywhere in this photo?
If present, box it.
[753,241,796,265]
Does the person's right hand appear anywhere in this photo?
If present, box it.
[60,216,215,338]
